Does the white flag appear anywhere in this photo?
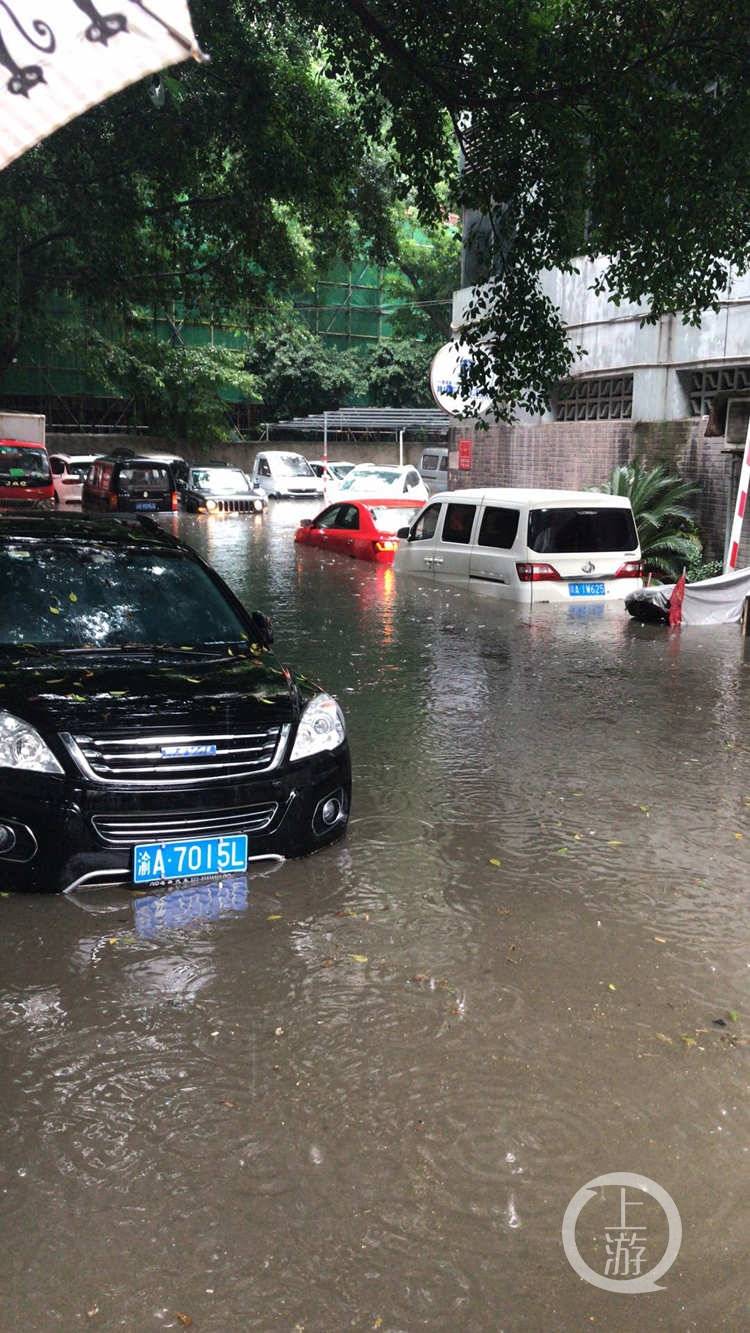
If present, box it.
[0,1,204,172]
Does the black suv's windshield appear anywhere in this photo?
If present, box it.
[190,468,252,494]
[0,544,249,650]
[0,445,50,481]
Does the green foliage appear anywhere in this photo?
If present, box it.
[80,329,257,444]
[299,0,750,419]
[384,219,461,341]
[245,319,363,420]
[596,460,705,581]
[364,340,436,407]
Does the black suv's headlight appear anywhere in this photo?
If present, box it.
[289,694,346,762]
[0,711,63,774]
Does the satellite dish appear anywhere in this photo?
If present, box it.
[430,342,494,417]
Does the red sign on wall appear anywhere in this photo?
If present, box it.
[457,438,473,470]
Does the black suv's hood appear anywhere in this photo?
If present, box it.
[0,650,297,738]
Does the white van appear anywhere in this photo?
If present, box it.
[250,450,323,499]
[394,487,643,604]
[419,447,449,492]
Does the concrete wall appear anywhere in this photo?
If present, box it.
[452,259,750,423]
[447,418,747,564]
[50,434,426,469]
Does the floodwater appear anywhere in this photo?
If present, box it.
[2,504,750,1331]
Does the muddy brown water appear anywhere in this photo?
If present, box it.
[2,505,750,1331]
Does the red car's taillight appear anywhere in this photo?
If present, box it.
[374,539,397,553]
[171,491,179,511]
[614,560,643,578]
[515,562,562,582]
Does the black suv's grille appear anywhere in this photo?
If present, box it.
[63,725,289,786]
[92,801,278,847]
[212,498,259,512]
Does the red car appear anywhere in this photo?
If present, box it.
[295,498,423,564]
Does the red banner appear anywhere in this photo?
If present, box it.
[457,438,473,470]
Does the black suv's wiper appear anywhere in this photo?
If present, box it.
[57,642,248,657]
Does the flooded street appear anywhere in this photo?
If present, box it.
[3,503,750,1331]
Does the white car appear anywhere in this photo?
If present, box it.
[308,459,357,482]
[331,464,429,503]
[250,450,324,499]
[49,453,101,505]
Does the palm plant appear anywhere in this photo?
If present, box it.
[595,460,701,581]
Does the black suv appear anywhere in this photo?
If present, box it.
[82,456,178,513]
[0,514,350,892]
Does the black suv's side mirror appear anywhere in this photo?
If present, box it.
[250,610,273,647]
[396,526,411,539]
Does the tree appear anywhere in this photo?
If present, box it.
[0,0,398,381]
[79,328,257,443]
[597,461,706,581]
[365,340,435,407]
[297,0,750,420]
[383,217,461,342]
[245,317,363,420]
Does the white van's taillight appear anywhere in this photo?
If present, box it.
[515,562,562,582]
[614,560,643,578]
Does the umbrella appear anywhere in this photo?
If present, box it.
[0,1,205,172]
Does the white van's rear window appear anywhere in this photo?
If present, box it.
[528,507,638,553]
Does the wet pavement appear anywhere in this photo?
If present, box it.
[2,503,750,1330]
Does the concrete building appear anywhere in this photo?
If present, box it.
[449,256,750,563]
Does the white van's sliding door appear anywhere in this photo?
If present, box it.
[468,504,522,598]
[431,501,479,584]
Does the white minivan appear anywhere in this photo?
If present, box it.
[419,447,449,492]
[394,487,643,604]
[250,450,323,499]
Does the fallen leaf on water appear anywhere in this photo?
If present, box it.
[607,840,623,847]
[175,1316,193,1329]
[351,954,368,963]
[372,1320,383,1331]
[267,914,282,921]
[639,805,651,816]
[488,857,502,867]
[67,694,87,703]
[219,1098,237,1109]
[572,833,583,841]
[728,1010,740,1023]
[69,592,78,603]
[49,606,60,615]
[106,937,117,946]
[607,983,617,991]
[274,1026,285,1037]
[654,1032,673,1044]
[734,832,744,840]
[555,846,569,856]
[680,1034,697,1047]
[653,936,667,943]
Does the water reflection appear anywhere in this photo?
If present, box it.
[133,875,250,936]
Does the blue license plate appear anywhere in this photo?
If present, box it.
[135,501,157,511]
[568,581,605,597]
[133,833,248,884]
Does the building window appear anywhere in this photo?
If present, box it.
[687,366,750,416]
[555,376,633,421]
